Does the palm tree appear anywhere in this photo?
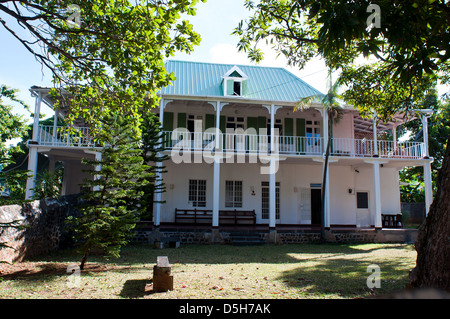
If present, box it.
[295,70,343,241]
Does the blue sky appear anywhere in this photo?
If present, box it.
[1,0,448,123]
[0,0,331,123]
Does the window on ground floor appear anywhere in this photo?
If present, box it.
[356,191,369,209]
[261,181,280,219]
[189,179,206,207]
[225,180,243,208]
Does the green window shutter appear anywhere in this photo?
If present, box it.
[296,118,305,137]
[296,118,306,154]
[163,112,173,131]
[226,79,234,96]
[285,118,294,136]
[220,115,226,149]
[220,115,226,133]
[257,116,267,133]
[247,117,258,130]
[242,79,248,96]
[177,113,186,128]
[205,114,215,130]
[285,118,294,145]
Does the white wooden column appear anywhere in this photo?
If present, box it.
[423,162,433,215]
[322,108,329,151]
[52,110,58,145]
[372,111,378,157]
[392,124,398,150]
[25,147,38,200]
[25,91,42,200]
[324,163,331,228]
[320,108,331,229]
[421,113,430,159]
[265,104,281,230]
[372,161,382,228]
[419,111,433,215]
[212,101,223,228]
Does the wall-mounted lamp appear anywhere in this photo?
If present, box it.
[348,188,353,194]
[354,169,360,173]
[250,186,255,196]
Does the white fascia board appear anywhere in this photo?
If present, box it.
[158,94,313,108]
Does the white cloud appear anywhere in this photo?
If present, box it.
[209,43,250,65]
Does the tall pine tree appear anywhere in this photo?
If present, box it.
[136,112,168,221]
[66,112,152,270]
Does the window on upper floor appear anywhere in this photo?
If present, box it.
[222,65,248,97]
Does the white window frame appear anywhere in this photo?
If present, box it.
[188,179,206,207]
[225,180,243,208]
[261,182,280,220]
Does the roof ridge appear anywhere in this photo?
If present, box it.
[166,59,289,71]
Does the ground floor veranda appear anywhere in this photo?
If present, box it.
[26,145,433,233]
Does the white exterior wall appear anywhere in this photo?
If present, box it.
[160,159,402,226]
[352,165,401,227]
[61,160,92,196]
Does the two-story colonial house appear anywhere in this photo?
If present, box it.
[25,60,434,241]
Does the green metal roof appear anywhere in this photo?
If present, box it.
[160,60,324,103]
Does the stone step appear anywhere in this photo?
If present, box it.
[229,232,266,246]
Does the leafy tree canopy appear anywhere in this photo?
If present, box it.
[235,0,449,80]
[0,0,205,130]
[0,85,29,166]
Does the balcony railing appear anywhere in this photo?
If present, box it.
[36,126,425,160]
[162,131,425,159]
[331,138,425,159]
[38,125,96,148]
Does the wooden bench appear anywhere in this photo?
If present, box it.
[174,208,213,224]
[175,208,256,225]
[382,214,403,228]
[219,209,256,225]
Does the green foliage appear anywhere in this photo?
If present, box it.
[236,0,449,85]
[134,112,168,221]
[0,169,29,206]
[1,0,205,132]
[0,85,31,205]
[0,84,29,165]
[65,112,152,269]
[398,90,450,202]
[32,168,63,200]
[337,63,436,122]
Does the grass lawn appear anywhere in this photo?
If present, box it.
[0,243,417,299]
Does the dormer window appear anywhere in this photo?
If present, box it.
[222,65,248,97]
[233,81,241,96]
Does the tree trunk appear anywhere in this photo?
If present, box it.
[80,245,91,271]
[410,138,450,292]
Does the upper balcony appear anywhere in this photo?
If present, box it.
[35,125,425,160]
[162,131,425,159]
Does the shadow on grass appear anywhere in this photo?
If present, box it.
[119,279,152,298]
[2,243,414,294]
[22,242,413,266]
[277,256,412,298]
